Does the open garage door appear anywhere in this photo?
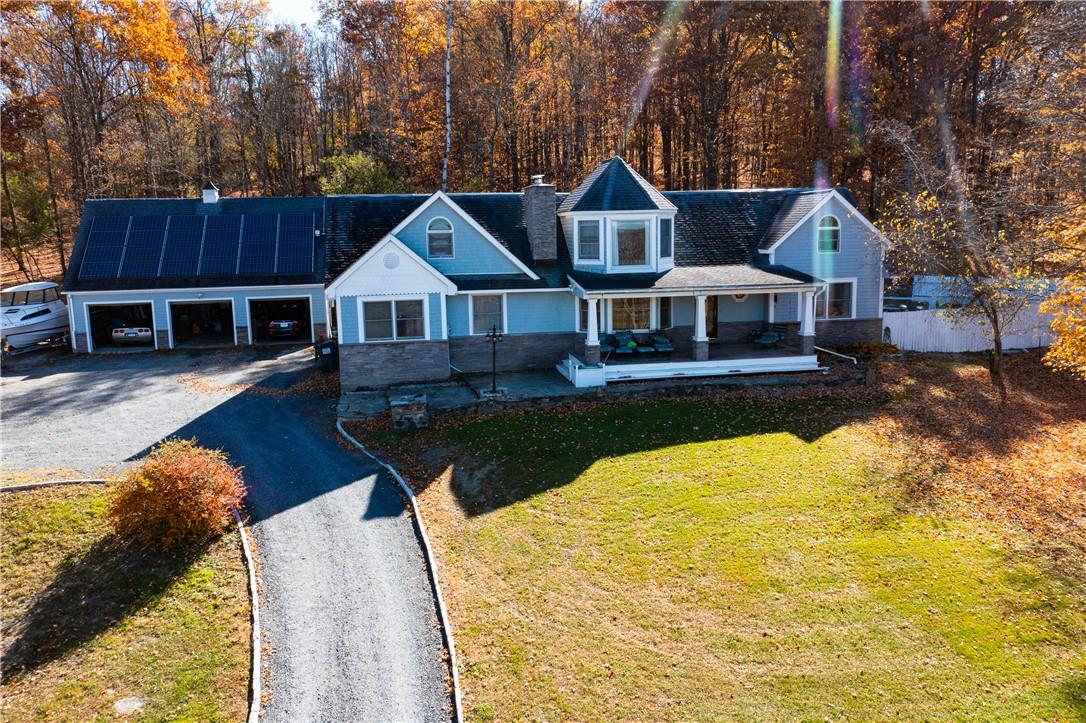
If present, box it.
[248,297,312,344]
[170,300,235,348]
[87,302,155,351]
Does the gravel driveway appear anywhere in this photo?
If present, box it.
[1,348,451,721]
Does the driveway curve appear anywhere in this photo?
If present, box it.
[1,349,451,721]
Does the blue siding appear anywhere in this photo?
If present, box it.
[340,296,359,343]
[717,294,764,322]
[397,199,522,276]
[772,196,883,319]
[774,293,798,323]
[507,292,575,333]
[447,294,470,336]
[672,296,695,326]
[70,285,326,337]
[428,293,443,339]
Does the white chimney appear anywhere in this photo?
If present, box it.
[202,180,219,204]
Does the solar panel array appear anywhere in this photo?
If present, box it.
[78,213,315,280]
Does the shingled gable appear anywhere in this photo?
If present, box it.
[557,156,677,213]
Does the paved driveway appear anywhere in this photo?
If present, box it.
[1,348,451,721]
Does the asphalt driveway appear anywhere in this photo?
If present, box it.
[1,348,451,721]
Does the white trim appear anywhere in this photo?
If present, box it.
[67,301,78,352]
[385,191,540,280]
[165,297,238,349]
[325,235,456,297]
[357,295,430,343]
[426,215,455,259]
[65,283,322,296]
[449,287,566,295]
[815,214,841,253]
[468,292,507,335]
[82,298,158,353]
[245,295,317,344]
[579,284,820,299]
[815,277,858,320]
[758,190,888,255]
[767,293,776,323]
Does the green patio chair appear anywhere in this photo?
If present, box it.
[633,334,657,355]
[651,333,674,356]
[608,332,635,355]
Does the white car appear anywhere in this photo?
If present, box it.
[111,326,153,345]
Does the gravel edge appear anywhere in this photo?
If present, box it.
[335,419,464,723]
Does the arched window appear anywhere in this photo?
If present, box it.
[817,215,840,252]
[427,217,454,258]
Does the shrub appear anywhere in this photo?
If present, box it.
[109,439,244,550]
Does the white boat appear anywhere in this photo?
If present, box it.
[1,281,69,351]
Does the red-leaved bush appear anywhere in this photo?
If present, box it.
[109,439,244,549]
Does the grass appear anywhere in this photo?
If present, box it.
[368,355,1086,720]
[0,484,249,722]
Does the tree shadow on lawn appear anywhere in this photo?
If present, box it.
[423,394,880,518]
[1,535,207,681]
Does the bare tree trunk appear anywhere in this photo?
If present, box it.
[442,0,453,192]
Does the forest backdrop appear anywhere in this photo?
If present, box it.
[2,0,1083,339]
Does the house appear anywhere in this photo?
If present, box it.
[63,157,885,389]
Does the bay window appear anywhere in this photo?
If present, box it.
[659,218,673,258]
[612,220,649,266]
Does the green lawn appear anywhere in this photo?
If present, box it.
[0,484,249,722]
[392,397,1086,720]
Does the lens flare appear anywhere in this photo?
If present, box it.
[825,0,842,129]
[623,1,686,150]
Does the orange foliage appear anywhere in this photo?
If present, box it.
[109,439,244,550]
[1041,275,1086,380]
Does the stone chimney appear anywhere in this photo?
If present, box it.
[523,174,556,265]
[202,180,219,204]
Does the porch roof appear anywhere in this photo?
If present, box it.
[569,264,820,296]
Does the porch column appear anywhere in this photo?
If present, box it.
[799,290,816,355]
[584,297,600,364]
[693,294,709,361]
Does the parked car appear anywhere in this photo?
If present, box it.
[268,319,302,338]
[111,325,153,344]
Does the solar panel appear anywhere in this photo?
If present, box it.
[199,214,242,276]
[118,216,168,277]
[238,213,278,275]
[276,213,314,274]
[160,215,204,277]
[79,216,130,279]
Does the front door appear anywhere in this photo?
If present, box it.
[705,295,718,340]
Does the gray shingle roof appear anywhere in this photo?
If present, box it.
[557,157,677,213]
[569,264,818,293]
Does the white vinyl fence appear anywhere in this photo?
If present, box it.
[882,303,1054,353]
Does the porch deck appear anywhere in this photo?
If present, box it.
[559,341,821,387]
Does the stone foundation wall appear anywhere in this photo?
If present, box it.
[779,318,882,346]
[449,332,579,373]
[74,332,89,353]
[340,340,451,390]
[234,326,249,345]
[155,330,170,349]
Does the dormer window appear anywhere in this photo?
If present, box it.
[427,217,454,258]
[612,220,649,266]
[577,220,601,261]
[817,215,840,252]
[659,218,673,258]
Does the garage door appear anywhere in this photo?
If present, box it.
[248,297,313,344]
[87,302,155,352]
[169,300,236,348]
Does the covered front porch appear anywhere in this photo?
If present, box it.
[559,265,822,388]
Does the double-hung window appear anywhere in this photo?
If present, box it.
[815,281,854,319]
[577,220,601,261]
[363,299,426,341]
[612,220,649,267]
[471,295,504,334]
[427,217,454,258]
[659,218,673,258]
